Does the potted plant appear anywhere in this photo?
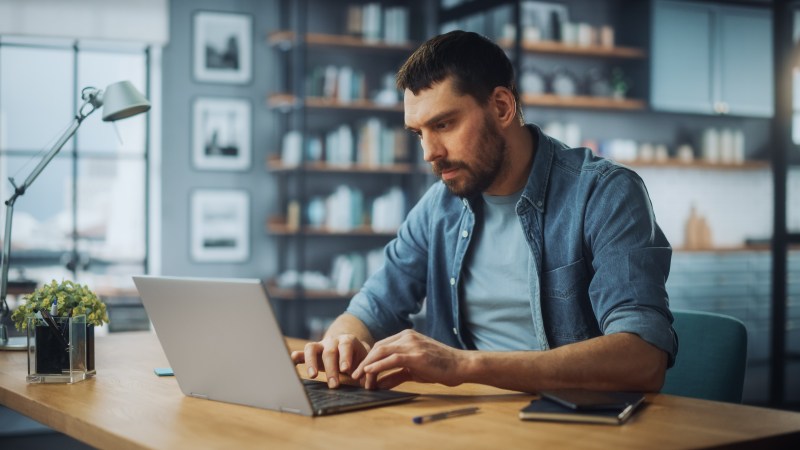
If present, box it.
[11,280,109,377]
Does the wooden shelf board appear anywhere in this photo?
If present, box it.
[499,39,646,58]
[266,284,355,301]
[267,157,419,174]
[522,94,646,110]
[267,221,396,237]
[268,94,403,112]
[675,244,800,253]
[622,159,769,170]
[268,31,415,52]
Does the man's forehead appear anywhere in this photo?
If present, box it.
[403,80,475,126]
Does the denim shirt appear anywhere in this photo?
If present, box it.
[347,125,678,365]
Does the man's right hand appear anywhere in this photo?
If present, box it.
[290,334,371,389]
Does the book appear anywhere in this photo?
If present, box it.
[519,391,645,425]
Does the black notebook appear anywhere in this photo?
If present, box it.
[519,390,645,425]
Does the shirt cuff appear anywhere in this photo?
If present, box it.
[603,305,678,367]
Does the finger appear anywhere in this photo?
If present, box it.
[364,372,379,390]
[376,368,413,390]
[303,343,322,378]
[338,340,354,373]
[290,350,305,364]
[364,353,406,377]
[352,342,390,379]
[321,343,340,388]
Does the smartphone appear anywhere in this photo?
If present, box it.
[539,389,644,410]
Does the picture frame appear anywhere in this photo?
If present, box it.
[190,189,250,263]
[193,11,253,84]
[192,97,252,171]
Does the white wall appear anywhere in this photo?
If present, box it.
[641,167,800,249]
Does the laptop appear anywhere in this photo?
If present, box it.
[132,275,418,416]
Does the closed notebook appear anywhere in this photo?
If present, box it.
[519,391,645,425]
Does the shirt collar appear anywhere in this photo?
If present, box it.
[519,123,553,214]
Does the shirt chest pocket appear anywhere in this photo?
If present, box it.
[541,258,600,344]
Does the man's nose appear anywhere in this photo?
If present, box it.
[422,135,445,163]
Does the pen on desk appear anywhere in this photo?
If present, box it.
[412,406,480,424]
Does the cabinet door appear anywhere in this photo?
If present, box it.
[718,7,773,117]
[651,1,715,114]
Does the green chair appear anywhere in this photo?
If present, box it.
[661,310,748,403]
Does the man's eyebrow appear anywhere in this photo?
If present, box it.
[405,109,460,132]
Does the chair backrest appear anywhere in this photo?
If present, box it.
[661,310,748,403]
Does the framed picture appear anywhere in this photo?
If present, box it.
[192,97,252,171]
[190,189,250,262]
[193,11,252,84]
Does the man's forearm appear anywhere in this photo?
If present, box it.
[324,313,376,347]
[460,333,667,393]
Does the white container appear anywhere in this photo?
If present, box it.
[702,128,720,164]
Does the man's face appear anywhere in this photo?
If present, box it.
[404,78,508,198]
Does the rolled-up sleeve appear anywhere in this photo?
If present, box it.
[585,167,678,366]
[346,183,437,340]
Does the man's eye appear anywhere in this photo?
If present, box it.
[435,122,448,130]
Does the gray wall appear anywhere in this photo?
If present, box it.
[161,0,279,278]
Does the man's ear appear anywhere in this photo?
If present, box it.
[491,86,518,129]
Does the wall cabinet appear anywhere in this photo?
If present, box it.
[651,0,773,117]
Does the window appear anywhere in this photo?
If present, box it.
[0,36,156,320]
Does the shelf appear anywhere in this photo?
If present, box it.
[267,157,420,174]
[621,159,769,170]
[675,245,799,253]
[266,283,355,301]
[522,94,646,110]
[268,94,404,112]
[267,220,397,237]
[499,39,646,59]
[268,31,415,52]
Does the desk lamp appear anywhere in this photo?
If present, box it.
[0,80,151,350]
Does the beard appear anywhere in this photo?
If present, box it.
[432,114,507,198]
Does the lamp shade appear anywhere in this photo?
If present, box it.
[101,81,151,122]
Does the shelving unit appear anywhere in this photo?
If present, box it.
[267,0,429,337]
[436,0,794,407]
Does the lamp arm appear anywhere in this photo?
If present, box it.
[0,99,98,321]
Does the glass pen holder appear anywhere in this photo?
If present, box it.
[26,315,95,384]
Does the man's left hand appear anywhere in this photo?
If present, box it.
[351,329,468,389]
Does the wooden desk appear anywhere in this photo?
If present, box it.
[1,332,799,449]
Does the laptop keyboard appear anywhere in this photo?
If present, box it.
[302,379,405,410]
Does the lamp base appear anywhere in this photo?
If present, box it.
[0,335,27,351]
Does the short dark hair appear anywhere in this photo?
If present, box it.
[396,30,523,122]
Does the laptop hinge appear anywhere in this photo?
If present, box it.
[189,392,209,400]
[279,406,303,414]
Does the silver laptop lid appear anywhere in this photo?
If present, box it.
[133,275,314,416]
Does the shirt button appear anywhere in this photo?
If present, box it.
[450,277,456,286]
[536,200,543,207]
[453,327,458,335]
[461,230,468,238]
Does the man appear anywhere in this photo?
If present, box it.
[291,30,677,393]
